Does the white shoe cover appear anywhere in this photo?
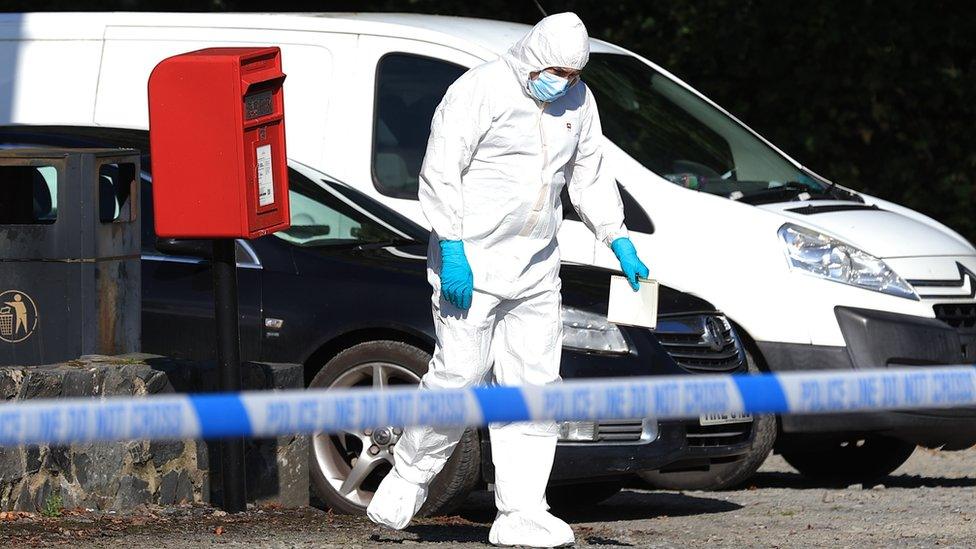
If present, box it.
[366,469,428,530]
[488,510,575,547]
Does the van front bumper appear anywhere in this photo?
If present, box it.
[757,305,976,449]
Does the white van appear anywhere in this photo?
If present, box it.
[3,12,974,485]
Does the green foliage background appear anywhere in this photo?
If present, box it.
[6,0,975,243]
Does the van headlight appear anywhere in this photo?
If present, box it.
[561,306,631,353]
[778,224,918,300]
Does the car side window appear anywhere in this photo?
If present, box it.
[372,53,466,199]
[276,168,405,247]
[560,182,654,234]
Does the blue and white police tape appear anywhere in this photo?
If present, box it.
[0,366,974,446]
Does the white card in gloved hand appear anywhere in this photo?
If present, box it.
[607,275,658,329]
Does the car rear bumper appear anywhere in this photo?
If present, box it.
[758,305,976,449]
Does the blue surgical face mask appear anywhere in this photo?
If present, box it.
[528,71,570,103]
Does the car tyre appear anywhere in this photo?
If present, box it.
[637,349,777,490]
[780,435,916,484]
[307,340,481,516]
[546,481,624,510]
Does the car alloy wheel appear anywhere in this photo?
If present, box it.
[307,340,482,516]
[312,362,420,508]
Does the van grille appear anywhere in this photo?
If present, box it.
[655,315,745,373]
[934,303,976,330]
[686,422,753,447]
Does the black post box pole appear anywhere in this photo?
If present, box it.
[212,238,247,513]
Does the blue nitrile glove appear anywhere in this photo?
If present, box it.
[611,237,650,291]
[439,239,473,310]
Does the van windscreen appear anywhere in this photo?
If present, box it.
[583,54,854,205]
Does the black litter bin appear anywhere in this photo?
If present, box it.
[0,148,140,365]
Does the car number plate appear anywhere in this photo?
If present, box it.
[699,412,754,426]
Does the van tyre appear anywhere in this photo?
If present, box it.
[638,349,777,490]
[307,340,481,516]
[780,435,916,484]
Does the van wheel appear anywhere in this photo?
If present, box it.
[547,481,623,510]
[307,340,481,516]
[780,435,916,484]
[638,349,777,490]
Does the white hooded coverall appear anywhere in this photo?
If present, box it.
[367,12,629,547]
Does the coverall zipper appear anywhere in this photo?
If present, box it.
[519,101,550,236]
[533,102,548,212]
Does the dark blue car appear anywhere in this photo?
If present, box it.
[0,125,763,515]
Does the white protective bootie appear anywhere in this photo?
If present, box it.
[366,469,428,530]
[488,510,576,547]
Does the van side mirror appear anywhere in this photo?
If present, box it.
[155,237,213,259]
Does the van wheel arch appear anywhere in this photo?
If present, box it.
[726,316,785,436]
[725,317,771,373]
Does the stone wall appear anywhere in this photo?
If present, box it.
[0,354,308,512]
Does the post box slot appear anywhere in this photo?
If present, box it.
[97,162,137,223]
[0,165,58,224]
[240,51,276,73]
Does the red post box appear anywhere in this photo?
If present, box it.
[148,47,290,238]
[148,47,293,513]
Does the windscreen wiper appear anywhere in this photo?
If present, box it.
[734,182,814,204]
[822,180,865,203]
[803,172,862,202]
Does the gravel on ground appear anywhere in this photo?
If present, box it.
[1,447,973,548]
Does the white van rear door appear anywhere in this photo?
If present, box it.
[95,26,352,169]
[0,20,102,125]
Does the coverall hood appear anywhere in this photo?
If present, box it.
[506,12,591,97]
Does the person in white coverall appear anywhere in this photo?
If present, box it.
[367,12,649,548]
